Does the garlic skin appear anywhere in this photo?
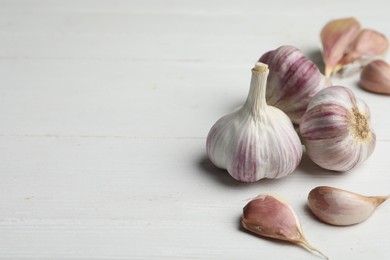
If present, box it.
[320,17,361,76]
[259,45,331,124]
[242,194,328,259]
[308,186,389,226]
[299,86,376,172]
[360,59,390,95]
[338,29,389,68]
[206,63,302,182]
[320,17,389,77]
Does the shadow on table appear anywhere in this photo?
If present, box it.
[304,48,325,74]
[197,151,340,187]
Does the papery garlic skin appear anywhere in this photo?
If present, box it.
[338,29,389,67]
[299,86,376,172]
[308,186,389,226]
[206,63,302,182]
[360,60,390,95]
[320,17,361,76]
[259,45,331,125]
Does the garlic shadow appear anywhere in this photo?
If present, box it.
[304,48,325,74]
[197,155,250,188]
[297,153,340,177]
[197,155,280,188]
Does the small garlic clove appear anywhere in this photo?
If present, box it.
[359,59,390,95]
[320,17,361,76]
[338,29,389,68]
[259,45,331,124]
[242,194,328,259]
[206,62,302,182]
[308,186,390,226]
[299,86,376,172]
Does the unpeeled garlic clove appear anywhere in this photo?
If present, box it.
[320,17,361,76]
[338,29,389,68]
[242,194,328,259]
[259,45,331,124]
[206,62,302,182]
[299,86,376,172]
[359,59,390,95]
[308,186,389,226]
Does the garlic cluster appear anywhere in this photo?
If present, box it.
[206,62,302,182]
[359,59,390,95]
[321,17,389,77]
[242,194,328,259]
[259,45,331,124]
[308,186,389,226]
[299,86,376,172]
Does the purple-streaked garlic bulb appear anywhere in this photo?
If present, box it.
[206,62,302,182]
[299,86,376,172]
[259,45,331,125]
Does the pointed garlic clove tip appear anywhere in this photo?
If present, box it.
[307,186,389,226]
[359,59,390,95]
[242,194,327,259]
[320,17,361,75]
[324,66,333,77]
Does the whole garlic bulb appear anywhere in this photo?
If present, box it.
[259,45,331,124]
[299,86,376,172]
[206,62,303,182]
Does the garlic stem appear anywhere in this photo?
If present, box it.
[244,62,268,116]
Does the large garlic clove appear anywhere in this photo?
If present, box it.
[299,86,376,172]
[359,59,390,95]
[242,194,328,259]
[259,45,331,125]
[308,186,389,226]
[338,29,389,68]
[320,17,361,76]
[206,63,302,182]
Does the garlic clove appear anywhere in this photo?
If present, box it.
[206,62,302,182]
[338,29,389,68]
[299,86,376,172]
[308,186,389,226]
[259,45,331,124]
[320,17,361,76]
[242,194,328,259]
[359,59,390,95]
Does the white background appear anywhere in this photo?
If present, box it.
[0,1,389,259]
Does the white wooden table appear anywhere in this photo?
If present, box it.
[1,1,389,259]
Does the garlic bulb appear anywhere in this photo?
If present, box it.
[308,186,389,226]
[206,62,302,182]
[242,194,328,259]
[359,59,390,95]
[299,86,376,172]
[259,45,331,124]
